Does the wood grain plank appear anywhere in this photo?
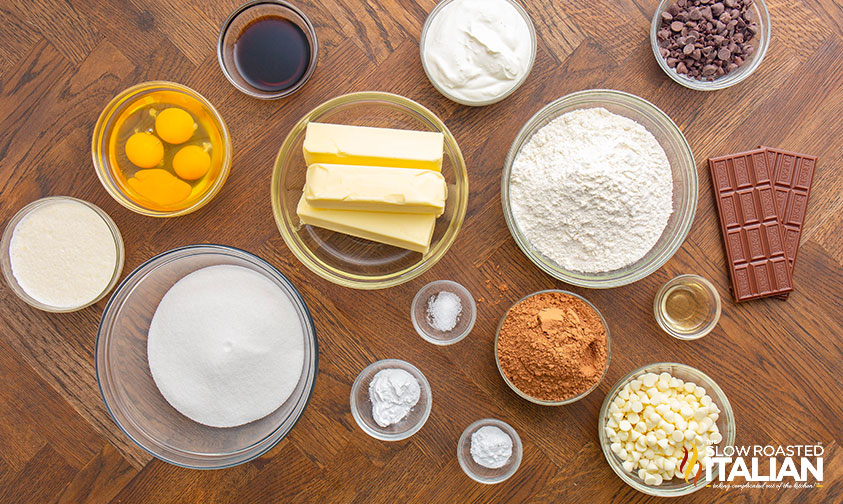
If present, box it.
[0,444,78,504]
[55,444,137,504]
[9,0,101,65]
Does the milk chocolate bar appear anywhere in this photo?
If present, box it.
[709,148,793,302]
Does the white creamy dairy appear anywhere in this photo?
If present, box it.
[422,0,533,104]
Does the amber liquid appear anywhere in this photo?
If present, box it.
[660,281,715,334]
[108,89,225,212]
[233,16,310,92]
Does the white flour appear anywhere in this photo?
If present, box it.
[510,108,673,273]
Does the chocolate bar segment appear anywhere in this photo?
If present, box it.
[763,147,816,275]
[709,148,794,302]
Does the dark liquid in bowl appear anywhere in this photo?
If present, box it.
[233,16,310,93]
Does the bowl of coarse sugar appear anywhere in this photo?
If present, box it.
[495,289,611,405]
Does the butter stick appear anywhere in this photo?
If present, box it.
[303,122,444,172]
[304,163,447,216]
[296,196,436,254]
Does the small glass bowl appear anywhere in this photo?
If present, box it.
[1,196,125,313]
[650,0,770,91]
[501,89,697,288]
[654,274,722,340]
[92,81,232,217]
[419,0,537,106]
[457,419,522,484]
[494,290,612,406]
[598,362,736,497]
[349,359,432,441]
[217,0,318,99]
[97,244,318,469]
[411,280,477,346]
[271,92,469,289]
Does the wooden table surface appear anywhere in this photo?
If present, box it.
[1,0,841,502]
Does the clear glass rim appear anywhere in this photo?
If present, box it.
[410,280,477,346]
[91,81,233,218]
[1,196,125,313]
[501,89,698,288]
[95,244,319,469]
[349,359,433,441]
[270,91,469,290]
[419,0,537,106]
[597,362,737,497]
[494,289,612,405]
[216,0,319,100]
[653,274,722,340]
[457,418,523,484]
[649,0,771,91]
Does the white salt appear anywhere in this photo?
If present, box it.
[471,425,513,469]
[147,265,305,428]
[426,291,462,331]
[9,199,117,308]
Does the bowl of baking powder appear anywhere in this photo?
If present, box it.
[502,89,697,288]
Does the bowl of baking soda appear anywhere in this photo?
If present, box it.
[457,419,523,484]
[96,244,317,468]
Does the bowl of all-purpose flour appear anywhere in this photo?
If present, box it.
[502,89,698,288]
[96,245,317,468]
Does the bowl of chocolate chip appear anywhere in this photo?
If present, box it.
[495,290,611,406]
[651,0,770,90]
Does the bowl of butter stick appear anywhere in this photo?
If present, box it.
[271,92,468,289]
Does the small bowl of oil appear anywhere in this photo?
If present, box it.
[92,81,232,217]
[654,274,721,340]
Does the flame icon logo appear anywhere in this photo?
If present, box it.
[680,445,703,486]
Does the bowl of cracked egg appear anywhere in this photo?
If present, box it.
[93,81,232,217]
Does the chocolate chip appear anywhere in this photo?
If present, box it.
[662,11,673,21]
[692,48,702,59]
[701,6,713,20]
[677,62,688,74]
[712,2,725,15]
[689,7,702,20]
[725,0,737,7]
[717,47,731,60]
[683,43,695,55]
[667,57,679,68]
[702,64,718,76]
[671,21,684,31]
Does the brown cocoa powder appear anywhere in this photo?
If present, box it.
[497,292,608,402]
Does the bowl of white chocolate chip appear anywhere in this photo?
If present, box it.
[598,363,735,497]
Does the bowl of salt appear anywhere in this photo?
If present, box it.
[96,244,318,469]
[411,280,476,345]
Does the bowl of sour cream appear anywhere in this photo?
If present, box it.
[420,0,536,106]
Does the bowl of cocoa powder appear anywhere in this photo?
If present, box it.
[495,290,611,405]
[650,0,770,90]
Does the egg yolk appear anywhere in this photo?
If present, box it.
[126,169,192,207]
[125,132,164,168]
[155,107,196,144]
[173,145,211,180]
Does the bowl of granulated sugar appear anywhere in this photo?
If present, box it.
[96,244,318,469]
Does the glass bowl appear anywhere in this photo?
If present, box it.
[271,92,469,289]
[1,196,124,313]
[494,289,612,405]
[217,0,318,99]
[654,274,722,340]
[411,280,477,346]
[419,0,537,106]
[349,359,432,441]
[650,0,770,91]
[457,418,523,484]
[501,89,697,288]
[92,81,232,217]
[96,244,318,469]
[598,362,736,497]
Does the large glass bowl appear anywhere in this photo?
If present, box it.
[598,362,736,497]
[271,92,468,289]
[501,89,697,288]
[96,245,318,469]
[92,81,232,217]
[650,0,770,91]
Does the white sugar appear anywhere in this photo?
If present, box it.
[147,265,305,428]
[9,200,117,308]
[426,290,462,332]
